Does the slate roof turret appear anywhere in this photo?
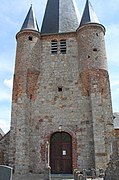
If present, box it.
[21,5,39,31]
[80,0,100,27]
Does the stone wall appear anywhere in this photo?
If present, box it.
[9,30,41,174]
[77,23,114,170]
[23,32,81,173]
[115,129,119,138]
[0,134,2,140]
[0,132,10,165]
[105,139,119,180]
[9,25,114,175]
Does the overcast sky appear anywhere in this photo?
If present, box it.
[0,0,119,133]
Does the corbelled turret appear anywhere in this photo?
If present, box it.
[41,0,80,34]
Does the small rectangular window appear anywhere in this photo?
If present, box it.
[63,150,67,156]
[58,87,63,92]
[29,36,33,41]
[60,40,66,54]
[51,40,58,54]
[93,48,98,52]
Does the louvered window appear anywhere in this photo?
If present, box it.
[51,40,58,54]
[60,40,66,54]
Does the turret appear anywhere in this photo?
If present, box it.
[10,5,41,175]
[77,0,114,170]
[77,0,107,73]
[14,4,41,102]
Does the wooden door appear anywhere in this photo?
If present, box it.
[50,132,72,174]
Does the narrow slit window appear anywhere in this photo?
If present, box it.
[93,48,98,52]
[58,87,63,92]
[60,40,66,54]
[29,36,33,41]
[51,40,58,54]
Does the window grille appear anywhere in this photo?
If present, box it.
[60,40,66,54]
[51,40,58,54]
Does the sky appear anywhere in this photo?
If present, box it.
[0,0,119,133]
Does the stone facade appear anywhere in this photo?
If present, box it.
[8,21,114,175]
[0,132,10,165]
[77,24,114,170]
[0,0,115,177]
[105,140,119,180]
[104,114,119,179]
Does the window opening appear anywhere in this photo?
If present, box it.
[51,40,58,54]
[58,87,63,92]
[60,40,66,54]
[29,36,33,41]
[93,48,98,52]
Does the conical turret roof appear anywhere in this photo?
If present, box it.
[21,5,39,31]
[41,0,80,34]
[80,0,100,27]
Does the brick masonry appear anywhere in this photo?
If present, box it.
[1,23,114,175]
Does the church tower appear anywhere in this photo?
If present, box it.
[10,0,114,176]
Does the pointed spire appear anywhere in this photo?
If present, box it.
[80,0,100,27]
[21,5,39,31]
[41,0,80,34]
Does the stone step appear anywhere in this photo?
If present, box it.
[13,173,74,180]
[12,173,44,180]
[12,173,103,180]
[51,174,74,180]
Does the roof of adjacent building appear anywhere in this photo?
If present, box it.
[41,0,80,34]
[80,0,100,27]
[21,5,39,31]
[0,128,5,136]
[113,113,119,129]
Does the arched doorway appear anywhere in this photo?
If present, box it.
[50,132,72,174]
